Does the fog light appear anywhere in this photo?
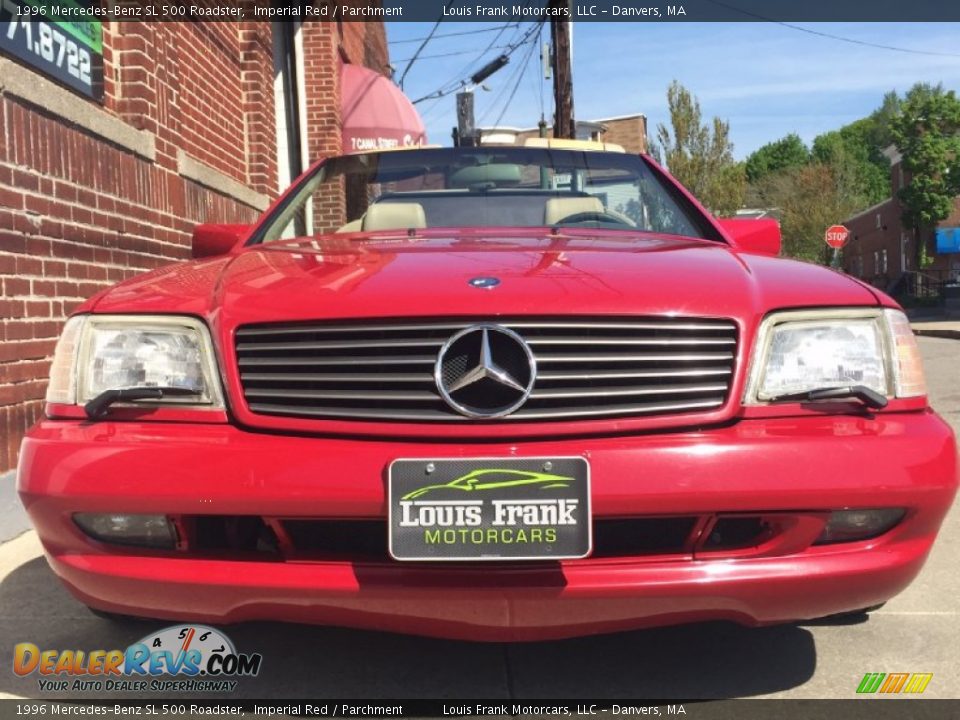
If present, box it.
[815,509,905,545]
[74,513,175,549]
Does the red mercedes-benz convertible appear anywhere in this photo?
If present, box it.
[17,143,957,640]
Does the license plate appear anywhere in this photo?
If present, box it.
[388,457,591,561]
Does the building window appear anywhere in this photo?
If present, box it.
[875,213,882,229]
[874,249,889,275]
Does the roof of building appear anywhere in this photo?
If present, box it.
[843,197,897,224]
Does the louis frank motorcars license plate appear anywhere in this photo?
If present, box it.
[388,457,591,561]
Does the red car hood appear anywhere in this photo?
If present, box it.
[90,230,880,323]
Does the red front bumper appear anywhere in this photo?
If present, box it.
[17,411,958,641]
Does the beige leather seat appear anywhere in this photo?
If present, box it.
[336,219,363,233]
[361,202,427,232]
[543,196,604,225]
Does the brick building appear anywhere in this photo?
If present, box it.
[842,146,960,291]
[0,19,414,472]
[479,114,649,153]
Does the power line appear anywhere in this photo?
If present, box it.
[704,0,960,58]
[428,20,537,98]
[411,21,545,104]
[397,0,457,90]
[489,27,543,128]
[389,24,519,45]
[774,22,960,58]
[392,44,513,65]
[431,22,521,95]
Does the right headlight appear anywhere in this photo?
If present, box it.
[46,314,225,411]
[744,308,926,404]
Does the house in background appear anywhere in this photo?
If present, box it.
[842,146,960,295]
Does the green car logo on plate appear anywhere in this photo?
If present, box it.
[402,468,574,501]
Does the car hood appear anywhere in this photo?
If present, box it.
[89,230,880,325]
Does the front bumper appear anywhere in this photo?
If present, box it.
[18,411,958,641]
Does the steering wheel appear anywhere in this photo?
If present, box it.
[553,210,635,227]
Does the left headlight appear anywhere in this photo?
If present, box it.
[744,308,926,404]
[46,315,225,410]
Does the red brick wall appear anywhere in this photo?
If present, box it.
[340,20,390,75]
[844,200,903,288]
[0,20,389,471]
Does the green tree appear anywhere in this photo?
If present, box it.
[778,160,873,263]
[811,126,888,204]
[656,81,745,215]
[890,88,960,267]
[745,134,809,182]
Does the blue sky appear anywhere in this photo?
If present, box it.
[386,22,960,158]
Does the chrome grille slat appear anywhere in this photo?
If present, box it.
[235,320,733,336]
[531,383,729,400]
[536,352,734,363]
[235,317,737,424]
[241,372,432,383]
[238,356,435,367]
[247,397,727,422]
[538,368,732,381]
[245,388,438,402]
[236,338,445,352]
[526,337,735,346]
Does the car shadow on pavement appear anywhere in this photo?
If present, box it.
[0,556,816,700]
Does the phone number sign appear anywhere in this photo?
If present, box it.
[0,0,103,102]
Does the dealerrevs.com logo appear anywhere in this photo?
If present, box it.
[13,625,262,693]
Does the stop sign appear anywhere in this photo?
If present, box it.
[825,224,850,249]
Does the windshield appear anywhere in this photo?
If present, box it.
[255,147,711,242]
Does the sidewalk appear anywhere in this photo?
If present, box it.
[911,320,960,340]
[0,470,29,543]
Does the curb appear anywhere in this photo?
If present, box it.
[912,327,960,340]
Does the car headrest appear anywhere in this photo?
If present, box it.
[336,219,363,233]
[362,202,427,232]
[543,196,604,225]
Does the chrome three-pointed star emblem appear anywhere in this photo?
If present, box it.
[435,325,536,418]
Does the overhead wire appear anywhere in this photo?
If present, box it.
[392,44,514,65]
[397,0,457,90]
[389,25,520,45]
[703,0,960,58]
[412,19,546,104]
[410,22,520,105]
[486,24,544,128]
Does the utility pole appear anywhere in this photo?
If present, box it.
[550,0,575,139]
[455,92,476,147]
[453,54,510,147]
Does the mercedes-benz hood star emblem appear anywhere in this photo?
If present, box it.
[435,325,536,418]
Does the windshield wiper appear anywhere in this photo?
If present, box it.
[84,386,201,419]
[766,385,888,410]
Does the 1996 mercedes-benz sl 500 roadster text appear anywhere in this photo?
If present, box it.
[18,142,958,640]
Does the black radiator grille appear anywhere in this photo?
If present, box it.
[235,317,738,422]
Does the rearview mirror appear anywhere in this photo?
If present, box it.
[716,218,781,257]
[191,224,251,259]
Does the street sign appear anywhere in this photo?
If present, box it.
[825,224,850,249]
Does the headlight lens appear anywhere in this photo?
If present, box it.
[46,315,224,410]
[746,309,926,404]
[758,317,887,399]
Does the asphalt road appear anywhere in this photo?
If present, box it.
[0,337,957,701]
